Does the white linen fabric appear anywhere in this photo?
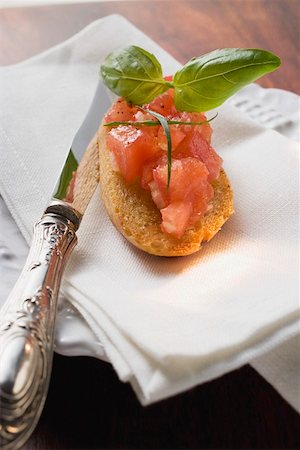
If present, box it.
[0,15,299,407]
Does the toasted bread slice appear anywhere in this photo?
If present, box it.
[98,121,234,257]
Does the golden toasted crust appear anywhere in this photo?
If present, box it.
[70,133,99,213]
[98,121,234,257]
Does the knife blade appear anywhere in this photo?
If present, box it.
[0,81,111,450]
[47,81,111,222]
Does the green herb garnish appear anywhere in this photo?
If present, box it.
[104,115,217,128]
[101,46,281,111]
[144,108,173,189]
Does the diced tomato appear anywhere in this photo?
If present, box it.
[133,110,153,122]
[175,129,222,181]
[161,202,192,238]
[105,89,223,238]
[157,125,186,152]
[105,98,139,123]
[152,158,209,203]
[145,89,176,117]
[190,183,214,223]
[177,111,212,143]
[141,158,161,190]
[149,179,168,210]
[150,158,213,237]
[106,125,159,182]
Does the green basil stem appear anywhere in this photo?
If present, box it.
[142,108,172,189]
[104,114,217,128]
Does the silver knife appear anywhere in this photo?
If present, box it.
[0,82,111,450]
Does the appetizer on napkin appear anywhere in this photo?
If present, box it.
[98,46,280,256]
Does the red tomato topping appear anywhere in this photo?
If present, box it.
[149,158,213,237]
[106,125,160,182]
[141,158,162,190]
[144,89,176,117]
[157,125,186,152]
[161,202,192,238]
[104,90,222,238]
[105,98,139,123]
[176,111,213,143]
[175,128,222,182]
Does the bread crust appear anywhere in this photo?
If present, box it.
[98,121,234,257]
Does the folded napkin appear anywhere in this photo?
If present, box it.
[0,15,299,406]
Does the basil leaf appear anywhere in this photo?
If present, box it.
[173,48,281,111]
[100,45,171,105]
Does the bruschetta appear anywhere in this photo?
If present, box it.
[98,45,280,256]
[98,91,233,256]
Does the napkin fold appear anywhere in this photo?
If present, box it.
[0,15,299,406]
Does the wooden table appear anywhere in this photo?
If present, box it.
[1,1,299,448]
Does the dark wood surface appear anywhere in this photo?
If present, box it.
[0,1,299,449]
[1,0,300,94]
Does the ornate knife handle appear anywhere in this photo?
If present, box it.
[0,209,79,450]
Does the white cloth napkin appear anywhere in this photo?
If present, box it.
[0,15,299,407]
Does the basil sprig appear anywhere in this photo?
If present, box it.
[101,46,281,111]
